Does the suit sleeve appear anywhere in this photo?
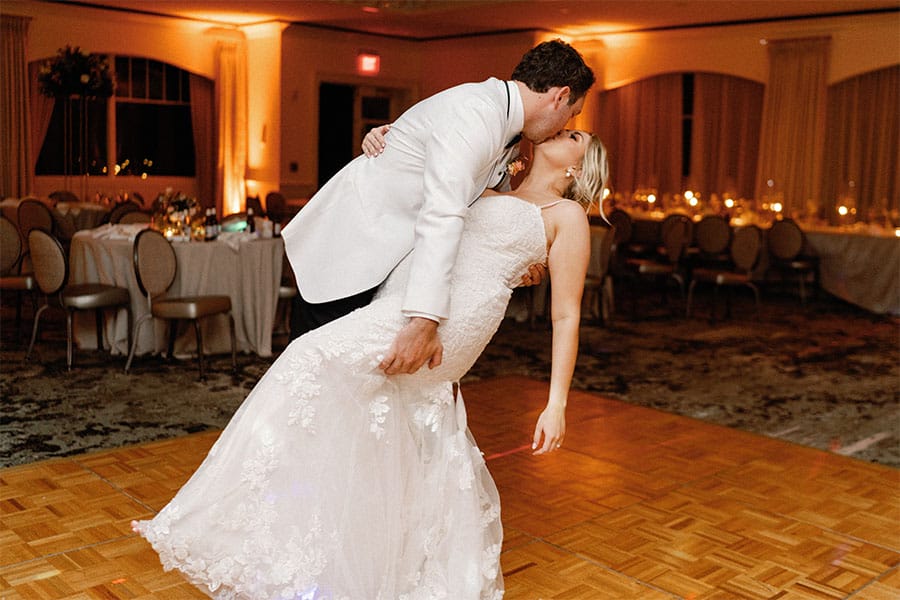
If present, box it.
[401,95,504,319]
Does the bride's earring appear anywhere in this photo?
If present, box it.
[565,167,576,178]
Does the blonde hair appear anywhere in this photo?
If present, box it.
[562,134,609,216]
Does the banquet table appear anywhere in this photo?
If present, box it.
[803,225,900,315]
[69,225,284,358]
[619,208,900,315]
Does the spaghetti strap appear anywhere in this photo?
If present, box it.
[540,199,578,210]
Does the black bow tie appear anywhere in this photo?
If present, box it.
[505,134,522,150]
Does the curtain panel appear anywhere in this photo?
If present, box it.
[690,73,764,201]
[596,73,683,199]
[754,37,830,214]
[214,38,248,216]
[1,15,32,198]
[190,74,215,210]
[822,65,900,224]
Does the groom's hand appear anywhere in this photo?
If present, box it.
[519,263,547,287]
[380,317,443,374]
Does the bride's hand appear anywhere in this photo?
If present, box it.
[532,403,565,455]
[362,124,392,157]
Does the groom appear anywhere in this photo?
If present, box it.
[282,39,594,375]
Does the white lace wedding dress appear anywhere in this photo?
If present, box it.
[133,195,548,600]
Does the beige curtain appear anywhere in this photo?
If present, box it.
[596,73,683,197]
[190,73,215,210]
[214,38,248,216]
[1,15,32,198]
[822,65,899,224]
[690,73,764,200]
[754,37,830,214]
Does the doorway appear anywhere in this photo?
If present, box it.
[317,83,412,187]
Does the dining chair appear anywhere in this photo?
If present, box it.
[0,215,37,339]
[582,223,616,324]
[108,201,143,224]
[765,218,819,304]
[25,229,132,370]
[688,214,732,273]
[246,195,265,218]
[624,213,692,317]
[686,224,763,323]
[275,251,297,337]
[117,210,152,224]
[265,191,287,224]
[17,198,55,239]
[125,229,236,380]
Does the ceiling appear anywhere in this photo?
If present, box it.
[63,0,897,39]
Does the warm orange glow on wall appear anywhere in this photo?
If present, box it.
[357,51,380,75]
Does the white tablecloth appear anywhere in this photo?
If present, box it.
[804,227,900,315]
[69,226,284,357]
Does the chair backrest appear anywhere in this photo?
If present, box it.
[17,199,54,238]
[660,214,691,263]
[27,229,68,295]
[730,225,763,272]
[767,218,804,261]
[607,209,633,246]
[132,229,177,298]
[594,224,616,280]
[694,215,731,255]
[265,191,287,223]
[48,190,79,204]
[0,215,22,275]
[246,195,265,217]
[118,210,151,224]
[109,201,143,224]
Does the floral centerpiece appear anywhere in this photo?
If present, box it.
[153,189,202,240]
[37,45,115,98]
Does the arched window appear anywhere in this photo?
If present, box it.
[35,56,196,177]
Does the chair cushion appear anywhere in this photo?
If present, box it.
[714,272,752,285]
[61,283,130,309]
[153,295,231,320]
[0,274,35,291]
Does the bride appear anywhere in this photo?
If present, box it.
[133,128,609,599]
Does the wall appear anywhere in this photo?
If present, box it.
[6,2,897,203]
[279,26,421,198]
[419,32,538,96]
[244,22,287,203]
[578,12,898,91]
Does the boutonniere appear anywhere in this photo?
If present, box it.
[506,156,528,177]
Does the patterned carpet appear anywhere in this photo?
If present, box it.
[2,287,898,468]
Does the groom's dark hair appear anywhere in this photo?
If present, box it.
[511,39,595,104]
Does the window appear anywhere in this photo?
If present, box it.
[35,56,195,177]
[115,57,194,177]
[35,97,108,176]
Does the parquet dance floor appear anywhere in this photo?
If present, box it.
[2,376,897,599]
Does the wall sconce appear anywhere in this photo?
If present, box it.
[357,51,380,76]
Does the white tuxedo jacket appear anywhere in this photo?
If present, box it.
[281,78,524,320]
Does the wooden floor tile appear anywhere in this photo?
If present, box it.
[2,375,897,599]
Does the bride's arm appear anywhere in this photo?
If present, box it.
[532,203,591,455]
